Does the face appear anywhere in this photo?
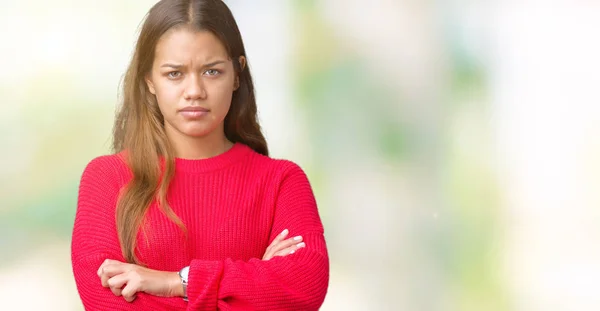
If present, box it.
[145,28,244,141]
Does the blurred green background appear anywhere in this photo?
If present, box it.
[1,1,600,310]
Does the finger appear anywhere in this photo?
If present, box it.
[266,229,289,253]
[110,286,122,297]
[263,229,290,260]
[271,235,303,253]
[263,236,303,260]
[121,281,139,303]
[100,264,129,287]
[97,259,121,276]
[108,274,129,295]
[274,242,306,257]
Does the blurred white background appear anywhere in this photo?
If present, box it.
[1,1,599,310]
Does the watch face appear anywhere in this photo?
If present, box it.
[180,266,190,280]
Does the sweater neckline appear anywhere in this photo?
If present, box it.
[173,142,251,173]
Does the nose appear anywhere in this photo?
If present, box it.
[183,74,207,100]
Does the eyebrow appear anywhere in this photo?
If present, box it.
[160,60,227,69]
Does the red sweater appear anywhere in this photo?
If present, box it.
[71,143,329,310]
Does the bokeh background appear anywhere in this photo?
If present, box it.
[1,0,600,310]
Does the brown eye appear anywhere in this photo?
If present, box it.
[204,69,220,76]
[167,71,182,79]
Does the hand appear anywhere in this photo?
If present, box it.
[97,259,182,302]
[262,229,306,260]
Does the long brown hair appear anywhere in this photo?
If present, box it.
[112,0,268,264]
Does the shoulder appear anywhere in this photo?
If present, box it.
[82,152,127,175]
[271,159,308,179]
[80,152,129,188]
[245,150,311,185]
[244,147,306,173]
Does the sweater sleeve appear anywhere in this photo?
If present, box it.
[185,162,330,311]
[71,156,187,311]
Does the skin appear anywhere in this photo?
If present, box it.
[98,229,306,302]
[146,27,239,159]
[98,28,306,302]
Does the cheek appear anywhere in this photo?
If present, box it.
[208,80,235,110]
[154,82,181,107]
[214,91,234,115]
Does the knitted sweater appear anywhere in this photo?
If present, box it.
[71,143,329,310]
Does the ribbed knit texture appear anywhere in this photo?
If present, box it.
[71,143,329,311]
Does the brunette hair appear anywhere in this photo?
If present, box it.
[112,0,268,264]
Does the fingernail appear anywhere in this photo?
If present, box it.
[293,236,302,241]
[281,229,289,236]
[290,250,295,254]
[297,242,306,248]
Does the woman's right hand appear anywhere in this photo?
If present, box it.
[262,229,306,260]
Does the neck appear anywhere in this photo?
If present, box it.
[167,127,234,160]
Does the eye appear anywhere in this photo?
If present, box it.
[204,69,220,76]
[167,71,182,79]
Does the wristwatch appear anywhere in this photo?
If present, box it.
[178,266,190,302]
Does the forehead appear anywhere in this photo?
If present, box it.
[154,28,229,63]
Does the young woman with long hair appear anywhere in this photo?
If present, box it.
[71,1,329,309]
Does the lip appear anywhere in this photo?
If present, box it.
[179,106,209,118]
[179,106,209,112]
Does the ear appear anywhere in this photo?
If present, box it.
[234,56,246,91]
[145,74,156,95]
[238,55,246,71]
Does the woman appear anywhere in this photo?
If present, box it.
[70,0,329,310]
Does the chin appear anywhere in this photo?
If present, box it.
[170,122,222,139]
[181,126,216,138]
[184,130,212,138]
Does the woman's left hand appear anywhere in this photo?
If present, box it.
[97,259,182,302]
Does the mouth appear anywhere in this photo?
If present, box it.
[179,106,210,118]
[180,106,210,112]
